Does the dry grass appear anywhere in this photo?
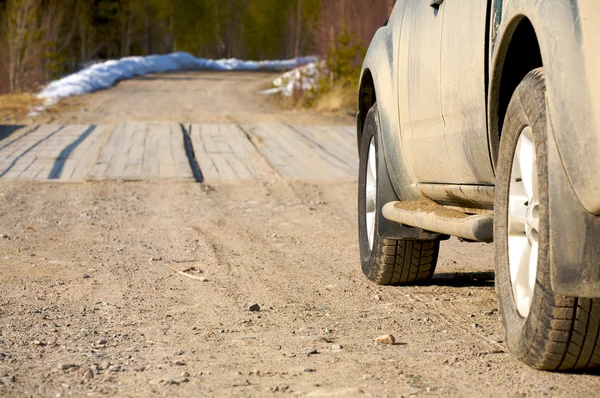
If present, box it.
[272,83,357,116]
[313,84,356,113]
[0,93,85,125]
[0,93,44,123]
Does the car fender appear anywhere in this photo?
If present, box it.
[490,0,600,215]
[359,8,419,203]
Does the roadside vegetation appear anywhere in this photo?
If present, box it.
[0,0,394,115]
[311,27,366,114]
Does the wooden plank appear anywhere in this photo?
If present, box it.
[105,122,136,178]
[142,125,160,179]
[211,154,238,181]
[73,125,113,181]
[189,125,219,181]
[250,123,323,179]
[170,122,193,179]
[89,123,125,179]
[291,125,357,178]
[156,123,176,178]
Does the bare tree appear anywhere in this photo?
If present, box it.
[1,0,38,92]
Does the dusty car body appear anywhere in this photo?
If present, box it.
[356,0,600,370]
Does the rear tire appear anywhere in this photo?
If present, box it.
[358,103,439,285]
[495,68,600,370]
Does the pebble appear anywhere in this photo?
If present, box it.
[303,368,316,373]
[49,260,81,266]
[99,360,111,370]
[83,274,90,279]
[248,304,261,312]
[181,371,190,378]
[1,234,9,239]
[305,347,318,356]
[331,344,344,351]
[173,360,186,366]
[97,338,108,345]
[83,369,94,380]
[375,334,396,345]
[58,363,79,371]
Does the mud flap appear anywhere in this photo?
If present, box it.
[548,121,600,297]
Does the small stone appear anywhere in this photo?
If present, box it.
[181,371,190,378]
[83,369,94,380]
[108,365,122,373]
[32,340,46,346]
[324,328,332,334]
[375,334,396,345]
[149,257,162,262]
[305,347,318,356]
[96,338,108,345]
[174,360,186,366]
[303,368,316,373]
[483,309,497,316]
[58,363,79,371]
[49,260,81,266]
[374,294,382,301]
[99,360,111,370]
[248,304,260,312]
[1,234,9,239]
[83,274,90,279]
[331,344,344,351]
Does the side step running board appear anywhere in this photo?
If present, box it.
[382,199,493,242]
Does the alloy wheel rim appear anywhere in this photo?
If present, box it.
[365,138,377,251]
[508,126,540,318]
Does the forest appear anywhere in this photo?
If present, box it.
[0,0,395,95]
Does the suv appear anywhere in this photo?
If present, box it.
[357,0,600,371]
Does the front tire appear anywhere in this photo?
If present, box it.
[358,103,439,285]
[495,68,600,370]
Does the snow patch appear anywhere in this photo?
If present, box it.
[261,61,326,97]
[37,52,318,105]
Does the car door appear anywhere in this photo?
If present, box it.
[439,0,495,184]
[397,0,451,183]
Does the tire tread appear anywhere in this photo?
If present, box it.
[370,239,439,285]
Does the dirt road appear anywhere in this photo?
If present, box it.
[1,72,599,397]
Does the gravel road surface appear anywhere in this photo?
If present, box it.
[0,72,599,397]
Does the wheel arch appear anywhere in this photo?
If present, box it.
[357,68,377,149]
[489,15,543,169]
